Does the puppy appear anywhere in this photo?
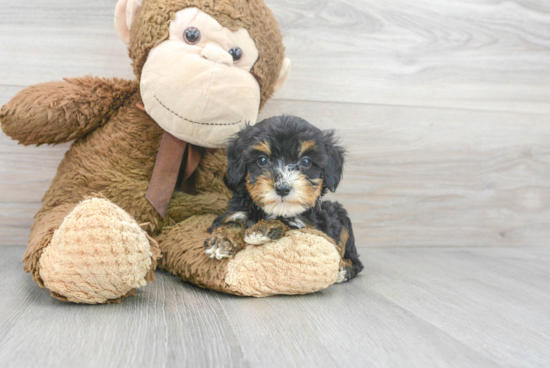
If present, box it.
[205,115,363,282]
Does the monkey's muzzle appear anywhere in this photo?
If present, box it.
[140,41,261,148]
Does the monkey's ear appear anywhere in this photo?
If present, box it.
[323,130,346,193]
[115,0,141,45]
[273,58,292,93]
[226,136,247,191]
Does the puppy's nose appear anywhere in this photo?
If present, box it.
[275,183,291,197]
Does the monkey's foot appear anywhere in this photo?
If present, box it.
[225,229,340,296]
[204,223,246,259]
[38,197,160,304]
[244,219,289,245]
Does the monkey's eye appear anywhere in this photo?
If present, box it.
[184,27,201,45]
[229,47,242,62]
[300,157,312,168]
[257,156,269,167]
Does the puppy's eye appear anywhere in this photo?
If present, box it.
[300,157,312,168]
[229,47,242,62]
[184,27,201,45]
[257,156,269,167]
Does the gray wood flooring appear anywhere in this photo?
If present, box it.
[1,246,549,368]
[1,1,550,367]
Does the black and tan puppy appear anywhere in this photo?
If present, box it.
[205,115,363,282]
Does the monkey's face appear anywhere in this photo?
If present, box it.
[140,8,262,148]
[116,0,292,148]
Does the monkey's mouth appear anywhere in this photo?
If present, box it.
[154,95,242,126]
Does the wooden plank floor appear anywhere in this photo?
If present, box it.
[1,246,549,368]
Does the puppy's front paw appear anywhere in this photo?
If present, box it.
[335,266,350,283]
[204,224,245,260]
[244,220,289,245]
[204,237,239,259]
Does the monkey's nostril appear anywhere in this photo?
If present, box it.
[275,183,291,197]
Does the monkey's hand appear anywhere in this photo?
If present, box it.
[204,222,247,260]
[244,220,290,245]
[0,77,136,145]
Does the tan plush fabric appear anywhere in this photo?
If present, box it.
[115,0,141,44]
[23,203,78,286]
[225,230,340,297]
[140,39,261,147]
[39,197,159,304]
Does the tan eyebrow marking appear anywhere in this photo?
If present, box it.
[252,140,271,155]
[299,140,316,155]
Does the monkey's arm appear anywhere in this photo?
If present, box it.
[0,77,137,145]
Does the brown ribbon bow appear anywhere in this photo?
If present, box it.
[137,103,203,218]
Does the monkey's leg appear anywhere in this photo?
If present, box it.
[156,216,340,297]
[24,197,160,304]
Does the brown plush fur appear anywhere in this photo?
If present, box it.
[156,214,238,294]
[0,77,136,146]
[4,81,233,293]
[0,0,342,303]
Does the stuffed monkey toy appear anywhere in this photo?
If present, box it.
[0,0,345,304]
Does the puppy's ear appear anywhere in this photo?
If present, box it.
[226,133,247,191]
[323,130,346,192]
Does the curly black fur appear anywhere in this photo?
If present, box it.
[211,115,363,281]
